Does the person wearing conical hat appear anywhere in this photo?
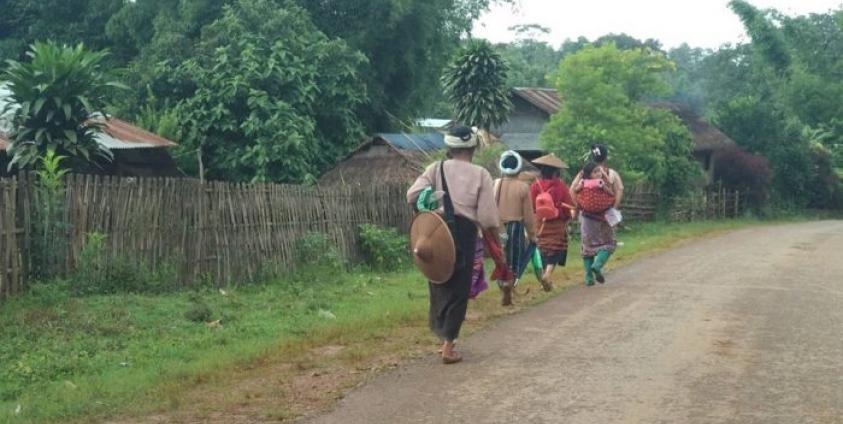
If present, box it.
[530,153,576,287]
[493,150,536,306]
[570,143,623,286]
[407,125,501,364]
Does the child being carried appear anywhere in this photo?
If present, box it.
[575,161,616,215]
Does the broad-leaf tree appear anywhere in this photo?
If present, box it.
[541,43,699,200]
[441,40,513,146]
[2,42,124,170]
[170,0,368,183]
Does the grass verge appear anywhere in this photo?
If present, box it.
[0,218,788,423]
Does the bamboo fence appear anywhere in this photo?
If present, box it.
[0,179,23,299]
[0,173,746,301]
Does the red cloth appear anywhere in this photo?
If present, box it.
[576,185,615,214]
[482,230,514,282]
[530,177,574,221]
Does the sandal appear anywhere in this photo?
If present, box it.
[437,341,456,354]
[442,351,463,364]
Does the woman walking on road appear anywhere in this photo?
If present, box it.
[571,144,624,286]
[529,153,575,288]
[494,150,536,305]
[407,126,501,364]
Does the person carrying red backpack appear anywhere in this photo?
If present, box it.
[529,153,576,286]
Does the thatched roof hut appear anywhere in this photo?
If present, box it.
[319,133,444,186]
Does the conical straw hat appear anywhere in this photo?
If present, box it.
[532,153,567,169]
[409,212,456,284]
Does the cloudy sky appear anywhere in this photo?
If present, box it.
[474,0,842,49]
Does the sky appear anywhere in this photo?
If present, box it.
[473,0,843,50]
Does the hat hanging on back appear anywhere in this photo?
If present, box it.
[409,212,456,284]
[444,125,478,148]
[498,150,524,176]
[532,153,567,169]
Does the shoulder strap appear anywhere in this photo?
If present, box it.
[439,161,456,227]
[537,178,547,194]
[494,178,503,207]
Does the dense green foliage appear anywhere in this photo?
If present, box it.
[666,2,843,208]
[494,25,562,87]
[541,44,700,200]
[2,42,122,170]
[0,0,509,182]
[167,0,368,182]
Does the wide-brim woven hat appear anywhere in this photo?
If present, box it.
[532,153,567,169]
[410,212,456,284]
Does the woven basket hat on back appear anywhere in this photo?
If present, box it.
[409,212,456,284]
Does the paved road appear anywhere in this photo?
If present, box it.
[306,221,843,424]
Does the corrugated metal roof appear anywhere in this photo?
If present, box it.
[513,87,562,115]
[0,85,177,151]
[376,133,445,151]
[96,117,177,148]
[0,120,177,151]
[415,118,454,129]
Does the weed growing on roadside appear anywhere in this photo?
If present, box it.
[358,224,408,271]
[71,232,180,295]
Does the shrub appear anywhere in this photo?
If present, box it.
[358,224,408,271]
[30,151,71,279]
[184,293,213,323]
[714,146,773,210]
[71,232,180,295]
[806,144,843,210]
[294,232,342,269]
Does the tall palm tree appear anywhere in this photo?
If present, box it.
[441,40,513,147]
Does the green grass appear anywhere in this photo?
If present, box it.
[0,269,430,423]
[0,218,790,423]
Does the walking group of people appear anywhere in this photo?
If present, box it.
[407,126,624,364]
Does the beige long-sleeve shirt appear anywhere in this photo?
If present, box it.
[494,177,536,239]
[406,159,500,231]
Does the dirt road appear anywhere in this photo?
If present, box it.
[306,221,843,424]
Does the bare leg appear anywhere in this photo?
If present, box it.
[541,265,555,291]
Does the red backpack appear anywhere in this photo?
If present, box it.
[534,180,559,220]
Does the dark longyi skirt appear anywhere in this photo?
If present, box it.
[428,215,477,342]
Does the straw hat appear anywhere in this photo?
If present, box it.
[532,153,567,169]
[409,212,455,284]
